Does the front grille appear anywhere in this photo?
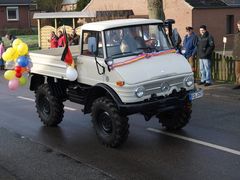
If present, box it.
[143,76,185,95]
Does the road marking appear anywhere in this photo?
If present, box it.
[17,96,34,102]
[147,127,240,156]
[17,96,77,111]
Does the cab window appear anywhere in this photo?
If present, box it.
[82,31,103,58]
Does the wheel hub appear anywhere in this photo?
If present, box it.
[98,112,112,134]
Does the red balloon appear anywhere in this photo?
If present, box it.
[15,72,22,78]
[15,66,22,73]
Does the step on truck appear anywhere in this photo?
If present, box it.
[29,19,203,148]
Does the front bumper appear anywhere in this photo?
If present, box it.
[118,88,203,116]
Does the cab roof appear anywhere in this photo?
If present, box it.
[81,18,163,31]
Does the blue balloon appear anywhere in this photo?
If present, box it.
[17,56,29,67]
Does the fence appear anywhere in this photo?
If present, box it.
[194,52,236,83]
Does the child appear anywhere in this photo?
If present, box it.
[0,40,5,70]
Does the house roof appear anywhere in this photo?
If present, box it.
[221,0,240,6]
[33,11,96,19]
[185,0,228,8]
[0,0,31,5]
[62,0,78,5]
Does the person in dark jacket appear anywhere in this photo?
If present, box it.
[232,20,240,89]
[69,28,80,46]
[196,25,215,86]
[183,26,198,72]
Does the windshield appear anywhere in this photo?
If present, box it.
[104,24,172,59]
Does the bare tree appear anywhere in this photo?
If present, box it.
[37,0,63,12]
[147,0,165,20]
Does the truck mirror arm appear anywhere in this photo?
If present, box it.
[95,56,105,75]
[105,57,113,72]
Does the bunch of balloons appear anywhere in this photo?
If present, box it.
[2,39,31,90]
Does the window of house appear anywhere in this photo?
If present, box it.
[226,15,234,34]
[7,7,19,21]
[82,31,103,58]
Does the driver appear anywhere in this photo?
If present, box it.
[120,27,146,53]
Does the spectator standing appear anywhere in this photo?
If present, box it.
[232,20,240,89]
[196,25,215,86]
[0,40,5,70]
[183,26,198,72]
[48,31,58,48]
[5,33,16,46]
[69,29,80,46]
[57,30,66,47]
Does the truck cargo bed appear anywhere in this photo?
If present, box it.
[29,46,80,79]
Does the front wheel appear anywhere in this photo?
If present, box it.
[157,99,192,130]
[91,97,129,148]
[35,84,64,126]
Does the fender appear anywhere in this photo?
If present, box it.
[84,83,123,114]
[29,74,45,91]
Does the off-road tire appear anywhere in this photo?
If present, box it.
[158,99,192,130]
[35,84,64,126]
[91,97,129,148]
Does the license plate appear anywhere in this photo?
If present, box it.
[189,89,204,100]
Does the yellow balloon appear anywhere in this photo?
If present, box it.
[19,76,27,86]
[12,50,19,60]
[2,52,12,62]
[17,43,28,56]
[12,39,22,50]
[4,70,16,81]
[6,47,16,57]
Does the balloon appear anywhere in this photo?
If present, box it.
[5,61,15,69]
[12,50,19,60]
[19,76,27,86]
[6,47,16,57]
[27,61,33,69]
[4,70,16,80]
[12,39,22,50]
[66,66,78,81]
[15,72,22,78]
[8,78,19,91]
[17,43,28,56]
[15,66,22,73]
[21,67,27,73]
[2,52,12,62]
[17,56,29,67]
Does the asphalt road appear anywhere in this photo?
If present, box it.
[0,75,240,180]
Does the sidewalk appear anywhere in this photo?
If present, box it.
[196,82,240,100]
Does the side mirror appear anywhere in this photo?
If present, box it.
[164,19,175,38]
[88,37,97,54]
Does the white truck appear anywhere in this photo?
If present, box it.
[29,19,203,148]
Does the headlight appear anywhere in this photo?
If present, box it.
[184,76,194,87]
[160,82,170,92]
[135,86,145,98]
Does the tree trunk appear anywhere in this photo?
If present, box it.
[147,0,165,20]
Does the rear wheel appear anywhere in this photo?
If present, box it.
[35,84,64,126]
[91,97,129,148]
[157,99,192,130]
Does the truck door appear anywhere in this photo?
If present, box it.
[76,31,105,85]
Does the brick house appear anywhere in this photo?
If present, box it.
[82,0,240,50]
[0,0,33,32]
[164,0,240,50]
